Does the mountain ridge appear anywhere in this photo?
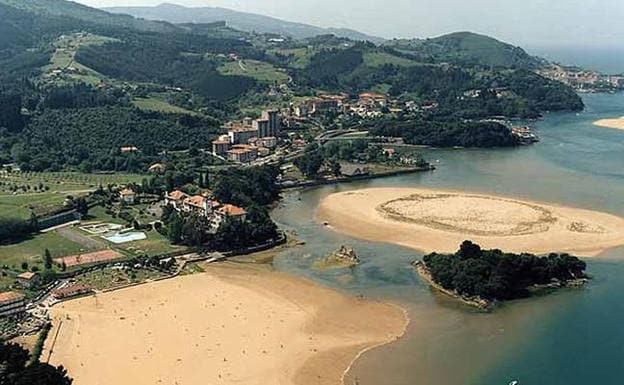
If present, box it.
[103,2,385,43]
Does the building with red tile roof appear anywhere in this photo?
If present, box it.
[52,284,93,300]
[0,291,26,316]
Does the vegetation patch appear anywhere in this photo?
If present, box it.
[132,97,198,115]
[417,241,588,307]
[218,59,289,84]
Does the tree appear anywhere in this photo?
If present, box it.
[327,158,341,177]
[422,241,588,301]
[0,340,73,385]
[44,249,53,270]
[73,198,89,217]
[166,214,183,244]
[294,144,324,179]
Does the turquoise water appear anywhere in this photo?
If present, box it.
[270,92,624,385]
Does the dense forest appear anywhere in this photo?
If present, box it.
[13,106,220,172]
[368,118,519,147]
[212,165,281,207]
[75,34,261,101]
[422,241,587,301]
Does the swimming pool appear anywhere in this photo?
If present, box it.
[103,232,147,244]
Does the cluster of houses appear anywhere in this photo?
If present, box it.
[541,66,624,91]
[213,109,281,163]
[288,92,439,121]
[165,190,247,232]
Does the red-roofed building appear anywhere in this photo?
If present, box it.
[119,187,136,205]
[52,284,93,300]
[358,92,387,107]
[0,291,25,316]
[217,204,247,219]
[165,190,190,211]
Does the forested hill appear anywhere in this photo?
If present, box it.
[385,32,546,69]
[104,3,384,43]
[0,0,179,33]
[0,0,584,172]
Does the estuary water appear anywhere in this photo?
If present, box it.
[270,92,624,385]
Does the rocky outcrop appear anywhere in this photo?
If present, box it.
[315,246,361,269]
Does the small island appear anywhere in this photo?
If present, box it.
[315,245,361,270]
[414,240,588,309]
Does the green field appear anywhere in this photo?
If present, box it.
[218,59,289,84]
[118,230,184,257]
[269,47,314,69]
[0,171,144,220]
[42,33,115,85]
[132,97,198,115]
[84,205,182,257]
[0,231,86,271]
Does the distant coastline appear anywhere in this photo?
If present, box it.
[594,117,624,131]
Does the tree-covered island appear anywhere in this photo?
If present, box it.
[415,241,588,309]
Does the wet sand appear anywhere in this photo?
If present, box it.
[44,263,407,385]
[594,117,624,130]
[317,187,624,257]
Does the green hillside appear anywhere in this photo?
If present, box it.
[0,0,179,33]
[386,32,545,69]
[0,0,584,174]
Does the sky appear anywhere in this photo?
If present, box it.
[76,0,624,48]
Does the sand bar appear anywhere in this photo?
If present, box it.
[44,264,407,385]
[594,117,624,131]
[317,187,624,257]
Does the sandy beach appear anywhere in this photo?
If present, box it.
[317,187,624,257]
[594,117,624,131]
[43,264,407,385]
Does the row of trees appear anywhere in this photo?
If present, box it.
[423,241,587,301]
[0,217,37,245]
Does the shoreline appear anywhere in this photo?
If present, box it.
[593,117,624,131]
[43,262,408,385]
[317,187,624,257]
[340,302,410,385]
[413,261,492,310]
[413,261,589,311]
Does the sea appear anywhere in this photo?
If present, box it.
[269,90,624,385]
[527,46,624,74]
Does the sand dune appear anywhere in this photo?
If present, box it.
[317,187,624,257]
[44,264,406,385]
[594,117,624,131]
